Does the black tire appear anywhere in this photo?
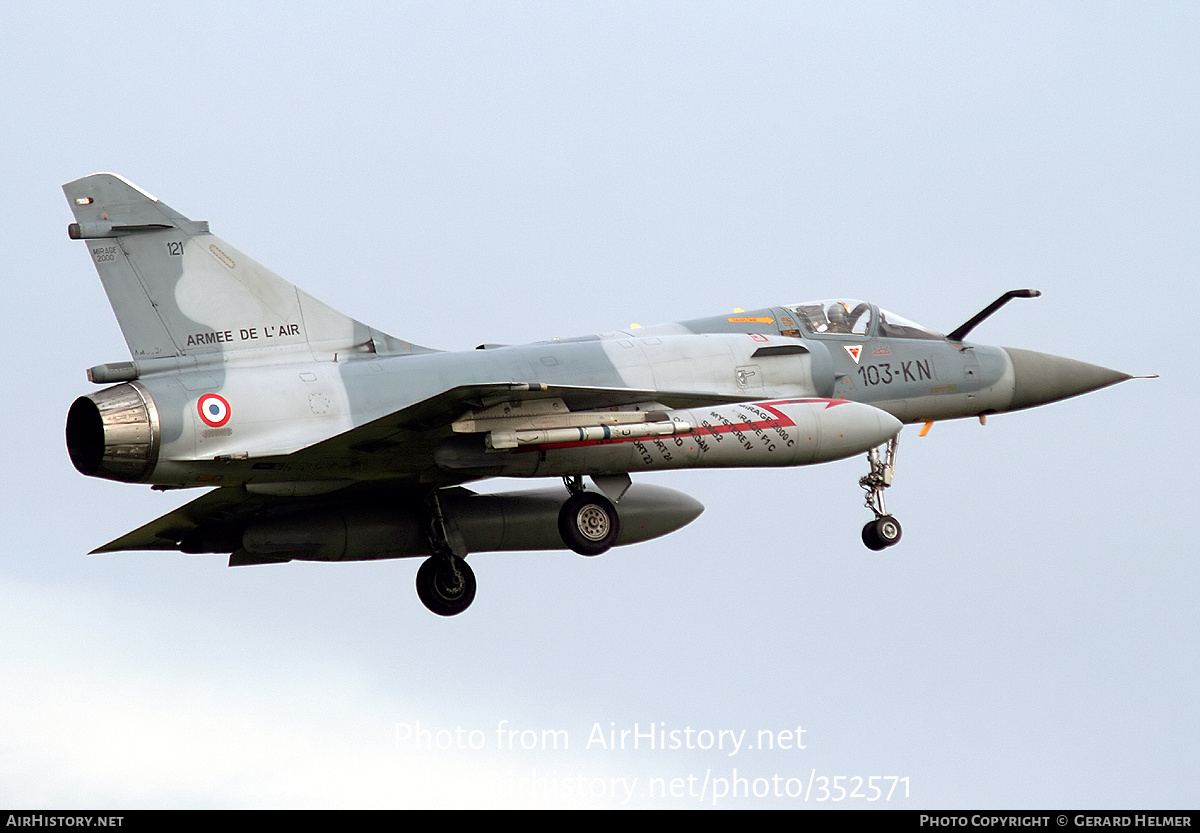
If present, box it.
[558,491,620,556]
[875,515,902,547]
[862,520,887,551]
[415,555,476,616]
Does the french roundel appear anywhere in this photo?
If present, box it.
[197,394,232,427]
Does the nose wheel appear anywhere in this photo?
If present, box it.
[862,515,902,550]
[859,436,902,550]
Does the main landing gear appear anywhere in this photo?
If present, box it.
[859,436,902,551]
[415,555,476,616]
[558,475,620,556]
[415,489,476,616]
[413,478,623,615]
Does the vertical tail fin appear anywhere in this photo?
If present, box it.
[63,173,425,362]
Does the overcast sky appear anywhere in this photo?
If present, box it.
[1,2,1195,808]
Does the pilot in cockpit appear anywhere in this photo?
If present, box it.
[825,302,851,333]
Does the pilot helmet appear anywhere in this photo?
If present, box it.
[827,302,849,329]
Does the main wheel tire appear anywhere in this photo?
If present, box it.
[415,555,477,616]
[558,491,620,556]
[875,515,902,547]
[862,520,887,551]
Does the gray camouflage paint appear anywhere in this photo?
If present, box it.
[63,174,1133,555]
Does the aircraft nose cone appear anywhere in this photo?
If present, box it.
[1004,347,1132,411]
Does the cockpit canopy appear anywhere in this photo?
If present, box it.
[786,299,943,341]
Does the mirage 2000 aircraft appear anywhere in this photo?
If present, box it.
[64,173,1138,615]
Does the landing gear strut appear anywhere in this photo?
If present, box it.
[558,475,620,556]
[859,436,902,551]
[415,488,476,616]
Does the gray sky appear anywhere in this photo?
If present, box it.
[1,2,1195,808]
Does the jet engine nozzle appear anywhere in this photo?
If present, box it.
[66,383,160,482]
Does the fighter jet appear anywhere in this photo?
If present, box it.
[63,174,1139,615]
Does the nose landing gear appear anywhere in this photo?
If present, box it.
[860,436,902,550]
[862,513,902,550]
